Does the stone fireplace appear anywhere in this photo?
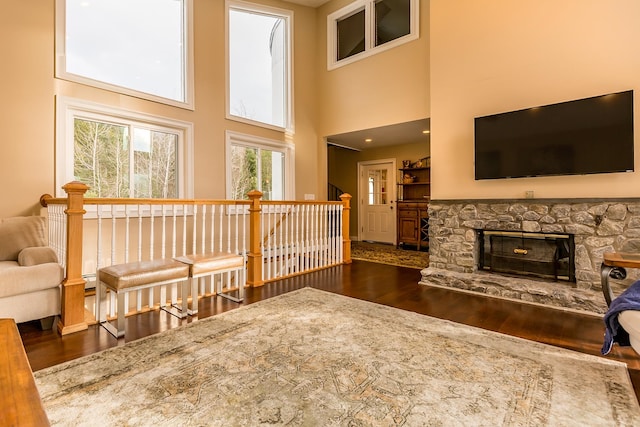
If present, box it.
[477,230,575,282]
[420,199,640,314]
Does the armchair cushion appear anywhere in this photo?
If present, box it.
[0,217,47,262]
[0,261,63,299]
[18,247,58,267]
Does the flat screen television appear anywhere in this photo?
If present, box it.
[474,90,634,180]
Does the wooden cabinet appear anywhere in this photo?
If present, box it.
[397,166,430,250]
[397,201,429,250]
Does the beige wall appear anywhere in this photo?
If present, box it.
[431,0,640,200]
[316,0,430,137]
[0,0,321,218]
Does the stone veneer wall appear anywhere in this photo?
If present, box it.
[421,199,640,314]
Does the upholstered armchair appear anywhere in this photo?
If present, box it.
[0,216,63,329]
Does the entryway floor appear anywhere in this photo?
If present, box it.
[351,241,429,269]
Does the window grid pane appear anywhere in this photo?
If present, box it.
[337,9,365,61]
[74,118,130,198]
[375,0,411,46]
[229,7,288,128]
[73,118,178,198]
[133,129,178,198]
[64,0,186,103]
[230,145,258,200]
[229,144,286,200]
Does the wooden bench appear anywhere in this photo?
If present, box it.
[174,252,246,312]
[0,319,50,426]
[97,259,191,338]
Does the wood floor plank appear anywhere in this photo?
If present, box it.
[18,260,640,401]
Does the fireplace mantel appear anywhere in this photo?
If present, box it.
[422,198,640,314]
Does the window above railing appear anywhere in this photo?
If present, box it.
[55,0,195,109]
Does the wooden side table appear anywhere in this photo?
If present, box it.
[0,319,50,426]
[600,252,640,306]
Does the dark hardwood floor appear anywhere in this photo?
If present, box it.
[18,260,640,400]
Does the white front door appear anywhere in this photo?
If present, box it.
[358,160,396,244]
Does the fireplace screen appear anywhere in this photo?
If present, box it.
[478,230,575,282]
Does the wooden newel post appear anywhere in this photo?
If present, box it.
[246,190,264,287]
[58,181,89,335]
[340,193,352,264]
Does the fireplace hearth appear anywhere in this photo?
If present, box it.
[478,230,575,282]
[421,198,640,314]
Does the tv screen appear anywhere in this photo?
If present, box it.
[474,90,634,180]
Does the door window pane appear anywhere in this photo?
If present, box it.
[367,169,388,205]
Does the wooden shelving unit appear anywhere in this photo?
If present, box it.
[397,167,430,250]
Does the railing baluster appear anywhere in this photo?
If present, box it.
[182,204,188,256]
[234,203,239,255]
[210,205,222,252]
[124,206,131,263]
[218,205,223,253]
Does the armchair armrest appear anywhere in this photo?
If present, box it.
[18,247,59,266]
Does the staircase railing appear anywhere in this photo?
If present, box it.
[328,183,345,201]
[40,182,352,335]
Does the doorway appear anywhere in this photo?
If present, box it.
[358,159,396,244]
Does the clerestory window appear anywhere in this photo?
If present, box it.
[327,0,419,70]
[56,97,194,198]
[55,0,194,109]
[226,0,293,131]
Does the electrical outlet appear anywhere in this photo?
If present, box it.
[525,190,534,199]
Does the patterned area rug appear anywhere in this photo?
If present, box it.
[351,241,429,269]
[35,288,639,426]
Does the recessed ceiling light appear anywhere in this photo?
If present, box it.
[422,130,430,134]
[365,138,373,142]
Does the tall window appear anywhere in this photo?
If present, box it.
[226,132,293,200]
[227,1,292,131]
[328,0,418,69]
[55,0,194,108]
[56,97,193,198]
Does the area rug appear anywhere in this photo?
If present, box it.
[35,288,639,426]
[351,241,429,269]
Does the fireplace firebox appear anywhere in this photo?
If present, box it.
[478,230,575,282]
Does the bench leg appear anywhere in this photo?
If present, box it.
[185,277,199,316]
[161,280,190,319]
[116,292,126,337]
[217,269,245,303]
[100,288,125,339]
[96,281,105,323]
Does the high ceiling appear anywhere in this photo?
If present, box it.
[282,0,428,151]
[285,0,331,7]
[326,118,430,151]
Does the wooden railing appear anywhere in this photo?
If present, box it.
[40,182,351,335]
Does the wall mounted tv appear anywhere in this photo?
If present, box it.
[474,90,634,180]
